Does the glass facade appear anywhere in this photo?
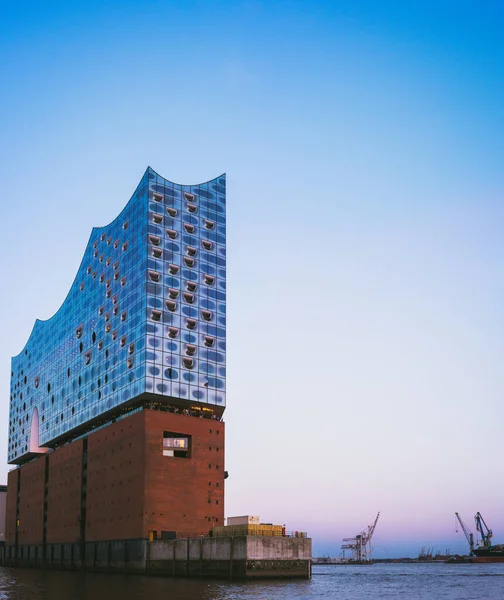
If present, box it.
[8,167,226,464]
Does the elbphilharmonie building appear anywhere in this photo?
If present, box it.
[6,168,226,547]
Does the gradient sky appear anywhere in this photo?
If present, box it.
[1,0,503,558]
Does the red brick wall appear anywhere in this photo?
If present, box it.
[143,410,225,538]
[6,408,226,545]
[5,469,18,545]
[17,457,45,545]
[86,412,146,541]
[46,440,83,543]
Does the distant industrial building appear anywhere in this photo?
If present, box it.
[6,168,227,551]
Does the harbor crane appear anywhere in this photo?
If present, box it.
[455,512,475,555]
[341,512,380,562]
[474,512,493,549]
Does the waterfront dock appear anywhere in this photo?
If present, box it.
[1,534,312,580]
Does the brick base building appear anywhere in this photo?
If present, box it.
[6,409,225,547]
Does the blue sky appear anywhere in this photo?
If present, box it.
[1,0,503,557]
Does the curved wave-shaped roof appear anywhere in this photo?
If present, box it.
[12,167,225,359]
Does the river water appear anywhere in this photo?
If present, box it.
[1,563,503,599]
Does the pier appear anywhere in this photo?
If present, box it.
[1,535,312,580]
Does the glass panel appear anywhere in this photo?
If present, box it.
[163,437,188,449]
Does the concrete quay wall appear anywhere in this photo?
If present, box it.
[2,536,312,580]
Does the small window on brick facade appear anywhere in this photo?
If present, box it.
[163,432,191,458]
